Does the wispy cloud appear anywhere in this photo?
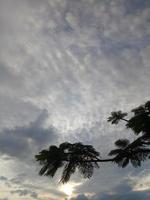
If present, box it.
[0,0,150,199]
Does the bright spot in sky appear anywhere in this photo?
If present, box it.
[60,182,81,196]
[133,174,150,191]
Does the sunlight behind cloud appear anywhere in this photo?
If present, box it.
[133,173,150,192]
[60,182,82,196]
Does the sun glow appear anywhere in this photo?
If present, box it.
[133,175,150,191]
[60,182,81,196]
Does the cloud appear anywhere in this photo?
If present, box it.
[71,180,150,200]
[70,194,88,200]
[0,198,8,200]
[0,0,150,199]
[11,189,38,199]
[0,176,8,181]
[0,109,58,160]
[0,0,150,133]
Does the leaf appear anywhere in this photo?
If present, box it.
[122,157,129,168]
[60,162,76,184]
[115,139,130,148]
[108,149,123,156]
[46,160,63,177]
[39,164,49,176]
[107,111,127,124]
[59,142,72,151]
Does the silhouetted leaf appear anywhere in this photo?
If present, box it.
[122,157,129,168]
[115,139,130,148]
[108,111,127,124]
[108,149,124,156]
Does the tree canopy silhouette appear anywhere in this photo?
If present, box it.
[35,100,150,183]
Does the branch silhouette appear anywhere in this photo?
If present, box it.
[35,100,150,183]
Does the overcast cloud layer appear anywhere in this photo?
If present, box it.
[0,0,150,199]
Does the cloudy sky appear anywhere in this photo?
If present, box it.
[0,0,150,199]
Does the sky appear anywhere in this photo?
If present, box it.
[0,0,150,199]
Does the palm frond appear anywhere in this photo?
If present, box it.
[36,142,101,183]
[39,163,49,176]
[145,101,150,112]
[130,155,141,168]
[122,157,129,168]
[114,156,126,168]
[45,160,64,177]
[108,149,124,156]
[59,142,72,151]
[115,139,130,149]
[35,150,49,163]
[127,114,150,135]
[60,161,76,184]
[78,161,94,179]
[107,111,127,124]
[131,106,145,115]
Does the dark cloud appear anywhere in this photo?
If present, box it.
[0,198,8,200]
[11,189,38,199]
[0,95,40,130]
[70,194,88,200]
[0,109,58,159]
[71,180,150,200]
[0,176,8,181]
[124,0,150,14]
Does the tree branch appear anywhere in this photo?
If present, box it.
[121,118,129,122]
